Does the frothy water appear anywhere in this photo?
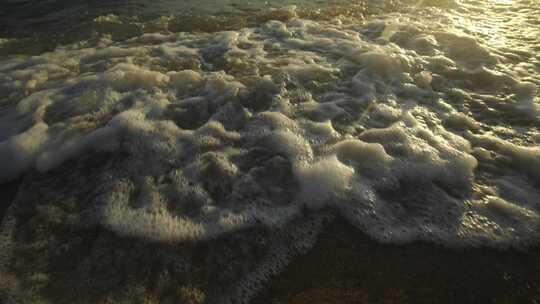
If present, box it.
[1,0,539,302]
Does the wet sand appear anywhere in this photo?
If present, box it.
[1,177,539,303]
[253,221,540,304]
[0,180,19,221]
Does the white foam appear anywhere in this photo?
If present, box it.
[2,2,540,302]
[0,1,539,260]
[0,123,49,182]
[168,70,204,93]
[103,63,170,91]
[295,155,355,208]
[468,133,540,182]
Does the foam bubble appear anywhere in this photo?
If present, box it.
[295,156,355,208]
[468,133,540,182]
[0,123,49,182]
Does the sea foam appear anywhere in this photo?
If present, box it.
[1,1,539,302]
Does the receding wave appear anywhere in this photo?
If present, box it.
[0,0,539,302]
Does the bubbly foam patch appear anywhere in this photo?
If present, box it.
[0,1,538,247]
[1,1,540,302]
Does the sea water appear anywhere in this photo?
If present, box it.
[0,0,539,302]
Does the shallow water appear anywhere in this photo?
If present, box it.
[0,0,539,302]
[0,0,372,42]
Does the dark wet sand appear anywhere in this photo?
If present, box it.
[253,221,540,304]
[0,180,19,221]
[1,179,540,304]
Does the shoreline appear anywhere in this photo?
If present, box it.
[253,220,540,303]
[1,0,539,302]
[2,187,539,304]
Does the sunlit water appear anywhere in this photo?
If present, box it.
[0,0,539,302]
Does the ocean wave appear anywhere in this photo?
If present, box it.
[1,1,539,302]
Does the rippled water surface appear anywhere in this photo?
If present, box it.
[0,0,369,40]
[1,0,539,302]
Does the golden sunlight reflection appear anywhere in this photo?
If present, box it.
[448,0,527,51]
